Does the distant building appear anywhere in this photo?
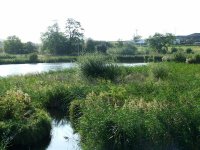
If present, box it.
[135,39,146,45]
[175,33,200,45]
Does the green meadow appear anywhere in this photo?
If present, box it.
[1,55,200,149]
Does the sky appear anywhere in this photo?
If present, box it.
[0,0,200,43]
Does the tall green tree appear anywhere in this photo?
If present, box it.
[23,42,37,54]
[4,36,23,54]
[65,18,84,54]
[85,38,96,53]
[147,33,175,54]
[41,23,68,55]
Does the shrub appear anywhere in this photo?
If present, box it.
[29,53,38,63]
[187,54,200,64]
[150,64,169,80]
[69,100,84,129]
[120,44,137,55]
[45,85,71,112]
[148,56,154,62]
[0,90,33,120]
[117,55,144,63]
[185,48,193,54]
[162,55,173,62]
[0,90,51,148]
[11,109,51,147]
[171,47,178,53]
[174,52,186,63]
[79,54,121,81]
[153,56,162,62]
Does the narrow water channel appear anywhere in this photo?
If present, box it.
[47,119,80,150]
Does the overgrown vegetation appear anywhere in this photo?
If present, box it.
[1,52,200,149]
[78,54,122,81]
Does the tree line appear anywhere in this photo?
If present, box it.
[0,18,176,55]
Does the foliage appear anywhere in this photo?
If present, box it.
[185,48,193,54]
[72,63,200,149]
[187,54,200,64]
[117,55,144,63]
[65,18,84,54]
[2,61,200,149]
[78,53,121,81]
[29,53,38,63]
[147,33,175,53]
[150,63,169,80]
[85,38,96,53]
[23,42,37,54]
[120,43,137,55]
[0,90,51,148]
[41,23,69,55]
[174,52,186,62]
[3,36,24,54]
[41,18,84,55]
[171,47,178,53]
[96,43,107,53]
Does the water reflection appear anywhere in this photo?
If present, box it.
[0,62,146,77]
[0,63,75,77]
[47,120,80,150]
[47,110,81,150]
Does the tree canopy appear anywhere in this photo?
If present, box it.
[85,38,96,53]
[65,18,84,54]
[147,33,175,53]
[3,36,24,54]
[41,18,84,55]
[41,23,68,55]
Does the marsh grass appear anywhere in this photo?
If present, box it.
[78,53,122,81]
[1,60,200,149]
[70,62,200,149]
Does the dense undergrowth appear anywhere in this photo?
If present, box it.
[1,57,200,149]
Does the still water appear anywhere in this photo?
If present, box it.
[0,62,146,77]
[47,119,80,150]
[0,63,75,77]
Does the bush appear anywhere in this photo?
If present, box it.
[11,109,51,147]
[174,52,186,63]
[153,56,162,62]
[187,54,200,64]
[117,55,144,63]
[162,55,173,62]
[29,53,38,63]
[0,90,33,120]
[150,64,169,80]
[0,90,51,148]
[185,48,193,54]
[79,54,121,81]
[144,55,155,62]
[69,100,84,129]
[171,47,178,53]
[120,44,137,55]
[45,85,70,111]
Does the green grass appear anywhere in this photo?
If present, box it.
[169,45,200,53]
[1,60,200,149]
[0,54,77,64]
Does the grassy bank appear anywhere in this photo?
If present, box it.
[1,57,200,149]
[0,54,76,64]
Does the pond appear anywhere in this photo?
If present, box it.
[0,62,146,77]
[0,62,146,150]
[0,63,75,77]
